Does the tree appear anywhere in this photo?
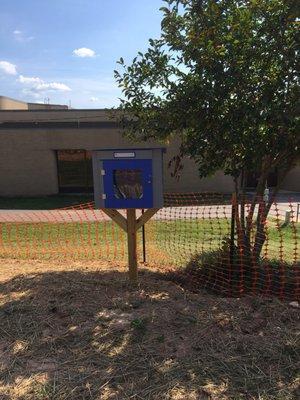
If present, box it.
[114,0,299,262]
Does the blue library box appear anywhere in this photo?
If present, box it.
[92,148,165,209]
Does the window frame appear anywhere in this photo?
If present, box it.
[56,149,93,193]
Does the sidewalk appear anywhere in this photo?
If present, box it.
[0,201,299,223]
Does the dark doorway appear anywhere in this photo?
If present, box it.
[245,169,278,189]
[56,150,93,193]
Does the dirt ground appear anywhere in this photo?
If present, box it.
[0,259,299,400]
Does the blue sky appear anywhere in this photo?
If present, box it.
[0,0,163,108]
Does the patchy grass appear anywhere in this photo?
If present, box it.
[171,249,299,301]
[152,218,230,264]
[151,219,299,264]
[265,222,299,262]
[0,221,129,261]
[0,259,299,400]
[0,218,298,264]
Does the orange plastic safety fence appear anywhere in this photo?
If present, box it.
[0,193,299,300]
[0,205,127,262]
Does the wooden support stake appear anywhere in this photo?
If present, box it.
[127,209,138,282]
[101,208,127,232]
[101,208,160,282]
[136,208,160,231]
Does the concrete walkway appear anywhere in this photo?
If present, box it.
[0,201,299,223]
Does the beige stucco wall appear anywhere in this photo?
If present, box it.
[0,109,111,121]
[0,129,235,197]
[281,163,300,192]
[27,103,68,110]
[5,108,299,197]
[0,96,68,111]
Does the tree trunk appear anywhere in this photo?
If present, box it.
[252,161,293,260]
[235,157,295,264]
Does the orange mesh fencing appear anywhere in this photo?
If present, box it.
[0,207,128,262]
[0,193,299,300]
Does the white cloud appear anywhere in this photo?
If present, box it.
[13,29,34,42]
[60,77,121,108]
[18,75,71,92]
[21,88,43,100]
[73,47,96,58]
[0,61,17,75]
[19,75,42,85]
[36,82,71,91]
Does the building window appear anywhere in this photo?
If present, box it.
[56,150,93,193]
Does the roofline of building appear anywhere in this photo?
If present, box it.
[0,120,119,129]
[0,95,28,105]
[27,102,69,108]
[0,108,114,112]
[0,95,69,109]
[0,107,123,126]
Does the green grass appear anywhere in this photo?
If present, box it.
[265,221,299,262]
[151,218,230,264]
[151,218,299,264]
[0,195,93,210]
[0,221,128,261]
[0,218,298,264]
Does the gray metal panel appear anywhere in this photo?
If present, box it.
[94,149,153,160]
[92,154,105,208]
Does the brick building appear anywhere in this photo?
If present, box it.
[0,96,298,197]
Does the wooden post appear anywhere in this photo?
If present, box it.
[127,209,138,282]
[101,207,160,282]
[283,210,291,227]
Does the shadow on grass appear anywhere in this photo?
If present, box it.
[0,268,299,399]
[170,250,300,301]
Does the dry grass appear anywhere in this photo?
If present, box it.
[0,259,299,400]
